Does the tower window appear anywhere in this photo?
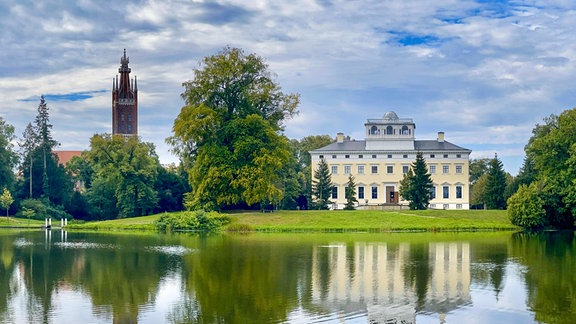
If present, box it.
[386,126,393,135]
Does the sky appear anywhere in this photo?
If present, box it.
[2,0,576,175]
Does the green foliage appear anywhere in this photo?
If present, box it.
[507,183,547,230]
[85,134,159,219]
[311,158,332,209]
[524,109,576,228]
[344,175,358,210]
[469,158,491,185]
[0,117,17,191]
[169,47,299,211]
[399,152,433,210]
[485,154,507,209]
[154,210,230,232]
[16,199,71,220]
[0,188,13,217]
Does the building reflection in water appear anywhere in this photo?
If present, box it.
[311,242,471,323]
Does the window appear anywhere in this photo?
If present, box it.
[402,165,409,174]
[371,165,378,174]
[456,186,462,199]
[442,165,449,174]
[127,114,132,122]
[358,165,365,174]
[332,155,337,159]
[403,154,408,158]
[430,165,436,174]
[443,154,448,158]
[344,165,351,174]
[371,186,378,199]
[456,154,461,158]
[401,125,409,134]
[319,155,324,159]
[359,154,363,159]
[331,187,338,199]
[443,186,449,199]
[388,154,392,158]
[121,114,125,121]
[386,126,393,135]
[443,204,449,209]
[127,125,132,132]
[430,154,435,158]
[372,154,377,158]
[345,155,350,158]
[331,165,338,175]
[387,165,393,174]
[370,126,378,135]
[456,204,462,209]
[430,186,436,199]
[358,186,365,199]
[456,165,463,174]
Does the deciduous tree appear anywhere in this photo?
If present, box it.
[86,134,158,219]
[0,117,17,191]
[169,47,299,210]
[0,188,13,218]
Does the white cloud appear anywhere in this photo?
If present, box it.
[2,0,576,174]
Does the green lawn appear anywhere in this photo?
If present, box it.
[65,209,518,232]
[0,216,46,228]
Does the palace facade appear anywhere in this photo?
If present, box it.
[310,111,471,209]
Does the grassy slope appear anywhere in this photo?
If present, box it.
[66,209,517,232]
[0,217,45,228]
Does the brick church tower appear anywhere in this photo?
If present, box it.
[112,49,138,135]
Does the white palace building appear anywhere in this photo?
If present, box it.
[310,111,471,209]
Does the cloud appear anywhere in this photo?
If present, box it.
[2,0,576,174]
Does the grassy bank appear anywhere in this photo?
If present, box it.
[0,217,45,228]
[65,209,517,232]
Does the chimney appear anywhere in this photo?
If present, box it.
[336,132,344,143]
[437,132,445,143]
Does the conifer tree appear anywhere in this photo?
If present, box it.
[311,157,332,209]
[344,174,358,210]
[399,152,433,210]
[485,153,507,209]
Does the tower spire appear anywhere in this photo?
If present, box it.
[112,49,138,136]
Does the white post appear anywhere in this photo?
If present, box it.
[61,218,64,227]
[45,218,48,227]
[49,218,52,226]
[65,218,68,226]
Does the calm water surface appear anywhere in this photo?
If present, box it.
[0,230,574,323]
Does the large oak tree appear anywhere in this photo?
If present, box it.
[169,47,299,210]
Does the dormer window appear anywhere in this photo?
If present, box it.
[386,126,393,135]
[401,125,409,135]
[370,126,379,135]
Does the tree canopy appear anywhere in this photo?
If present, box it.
[514,108,576,228]
[399,152,433,210]
[484,154,507,209]
[0,117,17,191]
[169,47,299,211]
[85,134,159,219]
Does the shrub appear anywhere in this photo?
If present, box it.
[16,199,72,221]
[507,184,547,230]
[154,210,230,232]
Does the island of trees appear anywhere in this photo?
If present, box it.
[0,47,573,231]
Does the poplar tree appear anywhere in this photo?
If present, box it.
[312,158,332,209]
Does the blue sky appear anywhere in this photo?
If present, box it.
[1,0,576,174]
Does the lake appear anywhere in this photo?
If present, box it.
[0,230,573,323]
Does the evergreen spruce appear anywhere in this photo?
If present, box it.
[344,174,358,210]
[485,153,507,209]
[311,157,332,210]
[399,152,434,210]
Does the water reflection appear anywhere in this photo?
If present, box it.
[310,242,471,323]
[0,230,573,323]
